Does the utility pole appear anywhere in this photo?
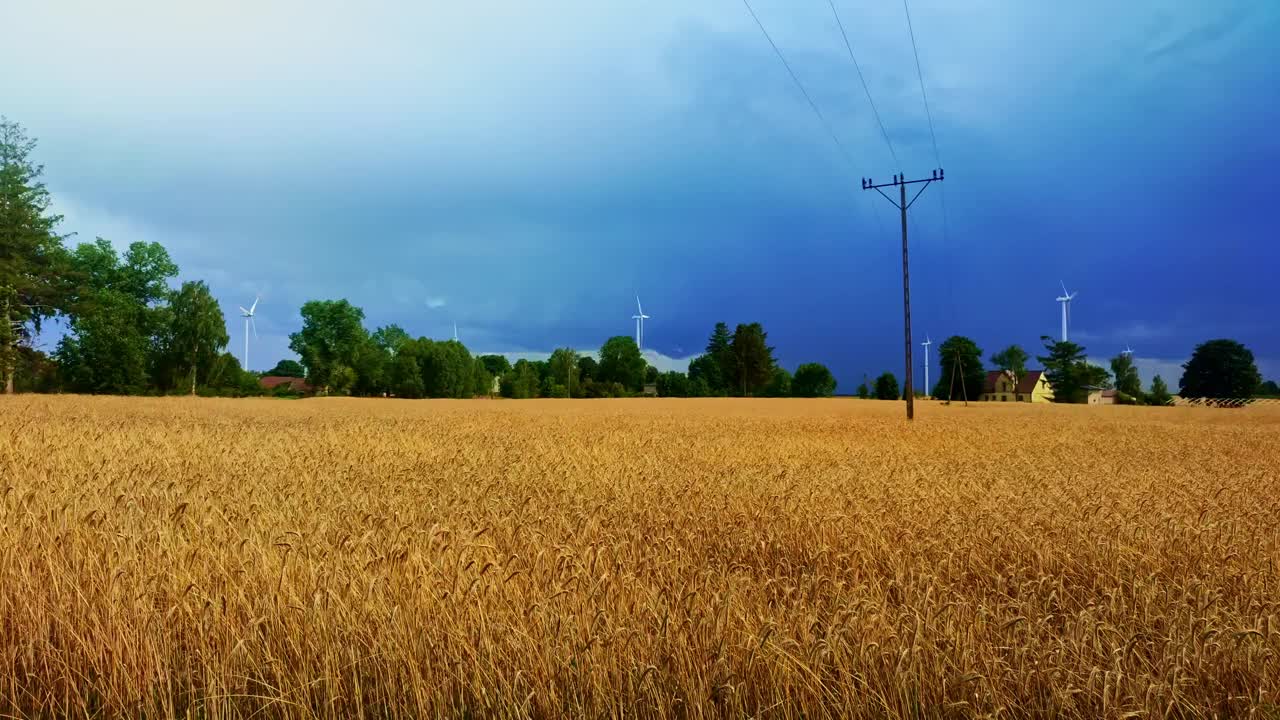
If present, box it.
[862,169,944,421]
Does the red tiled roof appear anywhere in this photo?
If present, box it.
[984,369,1046,394]
[260,376,313,393]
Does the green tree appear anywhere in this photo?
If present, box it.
[704,322,733,394]
[991,345,1029,384]
[687,355,724,397]
[502,360,541,399]
[874,372,900,401]
[1,118,69,394]
[390,352,425,398]
[54,290,151,394]
[472,357,495,397]
[1110,352,1142,402]
[479,354,512,378]
[856,382,870,399]
[1259,380,1280,397]
[730,323,775,396]
[597,336,646,391]
[166,280,228,395]
[576,355,597,383]
[1037,337,1105,403]
[792,363,837,397]
[548,348,580,396]
[421,339,473,398]
[351,337,389,396]
[1179,339,1261,400]
[762,367,792,397]
[1148,374,1173,406]
[266,359,306,377]
[288,300,369,392]
[934,336,985,401]
[371,324,411,355]
[656,371,689,397]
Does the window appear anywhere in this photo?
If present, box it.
[1001,395,1008,401]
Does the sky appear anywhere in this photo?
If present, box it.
[4,0,1278,389]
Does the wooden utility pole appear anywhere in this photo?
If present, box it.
[862,169,944,421]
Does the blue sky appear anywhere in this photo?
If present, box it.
[4,0,1278,389]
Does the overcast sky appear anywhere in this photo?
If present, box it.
[4,0,1277,388]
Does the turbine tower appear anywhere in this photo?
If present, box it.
[632,296,650,351]
[921,335,933,397]
[1055,281,1077,342]
[453,322,459,342]
[238,296,259,371]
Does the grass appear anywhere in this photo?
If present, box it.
[1,395,1278,718]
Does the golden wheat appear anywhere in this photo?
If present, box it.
[1,395,1277,718]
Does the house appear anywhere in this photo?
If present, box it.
[259,376,313,394]
[980,369,1055,403]
[642,382,658,397]
[1087,388,1117,405]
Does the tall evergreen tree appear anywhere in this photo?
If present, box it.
[0,118,68,393]
[1037,336,1095,403]
[705,322,733,394]
[730,323,774,396]
[1147,374,1173,406]
[1110,352,1142,401]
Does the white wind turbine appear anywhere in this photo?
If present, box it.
[453,322,459,342]
[921,335,933,397]
[1122,344,1134,357]
[238,296,259,370]
[632,296,650,351]
[1056,281,1077,342]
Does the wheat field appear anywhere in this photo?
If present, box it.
[1,396,1277,718]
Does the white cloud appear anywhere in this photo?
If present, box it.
[425,297,447,310]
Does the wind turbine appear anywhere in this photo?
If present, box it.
[453,322,459,342]
[632,296,650,351]
[921,335,933,397]
[238,296,259,371]
[1122,344,1134,357]
[1055,281,1077,342]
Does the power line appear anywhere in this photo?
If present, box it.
[826,0,900,172]
[741,0,857,170]
[901,0,940,167]
[900,0,955,329]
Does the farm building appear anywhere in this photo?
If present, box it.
[259,376,313,394]
[1087,388,1118,405]
[980,369,1055,403]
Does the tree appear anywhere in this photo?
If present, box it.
[792,363,837,397]
[1110,352,1142,402]
[501,360,541,399]
[597,336,645,391]
[1179,339,1261,400]
[480,354,512,378]
[1148,374,1173,406]
[266,359,306,377]
[934,336,985,401]
[703,322,733,394]
[421,339,473,398]
[1259,380,1280,397]
[762,367,792,397]
[1,118,69,394]
[166,280,228,395]
[576,355,597,383]
[54,290,151,394]
[548,348,580,396]
[472,358,495,397]
[991,345,1029,383]
[856,383,870,399]
[371,324,411,355]
[687,355,724,397]
[874,372,900,401]
[390,352,424,398]
[351,337,389,396]
[656,371,689,397]
[288,300,368,392]
[730,323,775,396]
[1038,337,1093,404]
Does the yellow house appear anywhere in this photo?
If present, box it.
[980,369,1055,403]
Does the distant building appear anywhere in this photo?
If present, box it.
[259,376,313,394]
[980,369,1055,403]
[642,382,658,397]
[1087,388,1118,405]
[491,376,502,395]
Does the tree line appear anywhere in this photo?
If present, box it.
[883,334,1270,405]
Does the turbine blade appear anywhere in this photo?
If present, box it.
[251,317,258,340]
[1061,280,1068,295]
[636,295,643,314]
[249,296,260,314]
[238,306,250,315]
